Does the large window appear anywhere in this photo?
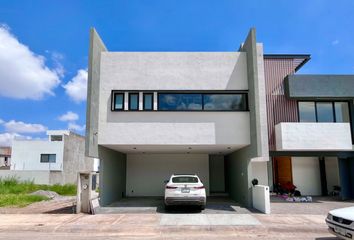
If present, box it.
[158,93,203,110]
[298,101,350,123]
[40,154,56,163]
[203,94,247,111]
[129,93,139,110]
[158,92,247,111]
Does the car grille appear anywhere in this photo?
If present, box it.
[333,216,353,225]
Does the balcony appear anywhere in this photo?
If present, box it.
[275,122,352,151]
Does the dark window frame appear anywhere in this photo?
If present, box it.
[40,154,56,163]
[128,92,139,111]
[111,90,249,112]
[143,93,154,111]
[112,92,125,111]
[157,91,248,112]
[298,100,350,123]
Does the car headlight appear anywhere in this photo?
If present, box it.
[327,213,333,221]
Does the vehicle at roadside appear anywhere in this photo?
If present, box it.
[326,206,354,240]
[164,174,206,210]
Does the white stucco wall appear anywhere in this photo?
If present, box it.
[11,140,64,171]
[126,153,209,196]
[99,112,250,147]
[98,52,250,149]
[275,123,352,151]
[100,52,248,90]
[292,157,321,196]
[325,157,340,193]
[251,161,268,186]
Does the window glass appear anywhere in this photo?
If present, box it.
[143,93,153,110]
[158,94,202,110]
[172,176,198,183]
[129,93,139,110]
[114,93,124,110]
[203,94,247,110]
[316,102,334,122]
[335,102,350,122]
[40,154,56,163]
[50,135,62,141]
[299,102,316,122]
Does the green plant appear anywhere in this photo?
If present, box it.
[0,194,49,207]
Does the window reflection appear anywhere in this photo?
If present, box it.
[335,102,350,122]
[114,93,124,110]
[143,93,153,110]
[299,102,316,122]
[129,93,139,110]
[203,94,246,111]
[158,94,202,110]
[316,102,334,122]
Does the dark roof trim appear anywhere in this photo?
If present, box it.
[263,54,311,72]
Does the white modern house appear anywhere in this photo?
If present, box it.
[0,130,98,185]
[86,28,269,207]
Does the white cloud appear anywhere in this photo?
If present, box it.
[0,25,61,99]
[332,40,339,45]
[50,51,65,78]
[68,122,86,132]
[4,120,47,133]
[58,111,79,122]
[0,118,4,124]
[63,69,88,103]
[0,133,32,147]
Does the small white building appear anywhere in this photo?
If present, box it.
[0,130,98,185]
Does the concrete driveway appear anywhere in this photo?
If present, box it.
[96,196,255,214]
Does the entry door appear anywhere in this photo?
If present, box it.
[273,157,293,186]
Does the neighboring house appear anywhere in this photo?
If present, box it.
[0,130,98,185]
[265,57,354,199]
[0,147,11,170]
[85,27,354,208]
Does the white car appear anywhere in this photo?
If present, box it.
[164,174,206,210]
[326,206,354,240]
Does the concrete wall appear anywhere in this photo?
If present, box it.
[0,170,50,184]
[285,75,354,99]
[86,28,107,158]
[100,52,248,90]
[209,155,225,193]
[226,28,269,207]
[325,157,340,193]
[275,122,352,151]
[126,153,209,196]
[58,133,94,184]
[99,112,250,147]
[11,140,64,171]
[251,161,268,186]
[98,51,250,149]
[292,157,321,196]
[99,146,126,206]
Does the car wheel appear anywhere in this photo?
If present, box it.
[164,204,170,211]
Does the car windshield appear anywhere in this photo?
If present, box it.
[172,176,198,183]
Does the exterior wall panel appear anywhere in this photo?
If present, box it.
[264,58,300,151]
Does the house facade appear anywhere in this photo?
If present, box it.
[264,57,354,199]
[85,27,354,207]
[1,130,97,185]
[0,147,11,169]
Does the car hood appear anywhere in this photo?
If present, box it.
[330,206,354,221]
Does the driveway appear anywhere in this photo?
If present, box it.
[96,196,255,214]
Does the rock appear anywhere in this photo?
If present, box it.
[29,190,60,199]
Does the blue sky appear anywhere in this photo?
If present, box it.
[0,0,354,146]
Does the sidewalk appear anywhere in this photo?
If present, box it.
[0,213,334,239]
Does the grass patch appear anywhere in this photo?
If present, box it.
[0,177,77,196]
[0,194,49,207]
